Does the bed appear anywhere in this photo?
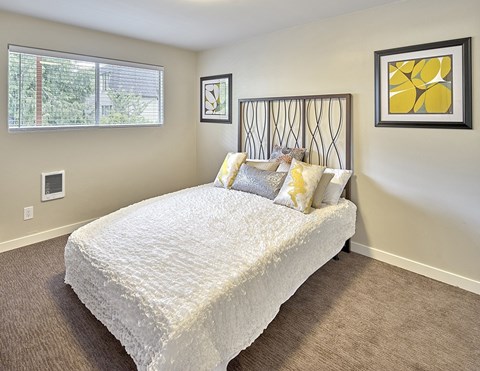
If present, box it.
[64,94,355,371]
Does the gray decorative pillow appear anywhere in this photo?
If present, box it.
[231,164,287,200]
[269,145,306,163]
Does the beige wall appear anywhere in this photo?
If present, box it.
[0,11,197,244]
[197,0,480,281]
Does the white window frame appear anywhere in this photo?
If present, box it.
[8,45,164,131]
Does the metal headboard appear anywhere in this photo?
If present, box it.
[238,93,352,198]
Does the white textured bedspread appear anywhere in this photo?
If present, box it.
[65,184,356,371]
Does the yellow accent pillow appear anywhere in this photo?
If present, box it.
[213,152,247,189]
[274,159,325,213]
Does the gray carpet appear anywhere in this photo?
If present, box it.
[0,236,479,371]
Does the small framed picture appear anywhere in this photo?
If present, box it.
[200,74,232,123]
[374,38,471,129]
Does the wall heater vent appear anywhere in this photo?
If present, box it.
[42,170,65,201]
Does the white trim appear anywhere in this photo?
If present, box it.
[0,219,95,254]
[9,44,164,71]
[351,241,480,295]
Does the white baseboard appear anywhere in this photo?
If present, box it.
[0,219,95,254]
[351,242,480,295]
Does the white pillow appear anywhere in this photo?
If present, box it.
[311,172,335,208]
[322,168,352,205]
[274,159,325,213]
[245,159,279,172]
[276,161,291,172]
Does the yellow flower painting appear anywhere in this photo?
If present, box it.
[388,55,452,114]
[204,82,227,115]
[375,38,471,129]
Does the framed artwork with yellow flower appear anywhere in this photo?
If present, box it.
[200,73,232,123]
[375,38,471,129]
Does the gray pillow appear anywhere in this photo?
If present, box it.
[231,164,287,200]
[269,145,306,162]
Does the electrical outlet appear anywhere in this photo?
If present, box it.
[24,206,34,220]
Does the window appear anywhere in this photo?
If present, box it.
[8,45,164,130]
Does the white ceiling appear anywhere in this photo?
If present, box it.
[0,0,402,51]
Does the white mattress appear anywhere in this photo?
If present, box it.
[64,184,356,371]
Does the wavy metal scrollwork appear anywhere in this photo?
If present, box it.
[240,94,349,169]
